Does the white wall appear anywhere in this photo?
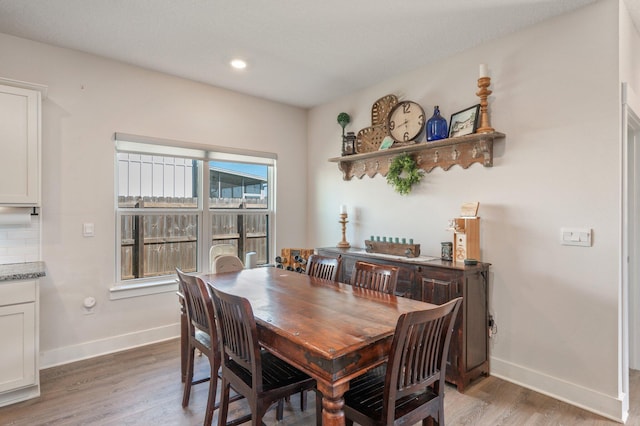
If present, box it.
[0,32,308,366]
[308,0,626,421]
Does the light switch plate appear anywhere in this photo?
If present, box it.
[83,222,95,237]
[561,227,591,247]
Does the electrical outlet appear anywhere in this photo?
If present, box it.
[83,296,96,315]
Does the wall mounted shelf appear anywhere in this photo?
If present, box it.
[328,131,505,181]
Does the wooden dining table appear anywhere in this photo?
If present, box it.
[199,266,437,426]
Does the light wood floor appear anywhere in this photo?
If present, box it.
[0,339,637,425]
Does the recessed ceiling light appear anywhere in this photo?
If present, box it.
[230,59,247,70]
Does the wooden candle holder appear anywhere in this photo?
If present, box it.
[364,240,421,258]
[476,77,494,133]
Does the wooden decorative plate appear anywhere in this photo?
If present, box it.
[356,125,388,153]
[371,94,398,126]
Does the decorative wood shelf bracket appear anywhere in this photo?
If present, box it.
[329,131,505,181]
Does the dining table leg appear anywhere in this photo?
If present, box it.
[317,381,349,426]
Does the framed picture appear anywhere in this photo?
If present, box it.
[448,104,480,138]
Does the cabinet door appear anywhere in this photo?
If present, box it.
[0,302,36,393]
[421,277,460,305]
[0,85,40,205]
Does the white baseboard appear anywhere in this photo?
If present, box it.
[491,356,625,423]
[40,323,180,369]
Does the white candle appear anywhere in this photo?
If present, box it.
[479,63,488,78]
[340,204,347,214]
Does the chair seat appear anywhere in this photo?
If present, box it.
[228,349,314,393]
[194,329,212,349]
[345,365,439,421]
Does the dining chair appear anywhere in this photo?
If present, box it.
[210,285,317,426]
[306,254,341,282]
[177,268,247,425]
[209,244,238,271]
[212,254,244,274]
[350,260,399,294]
[343,297,463,426]
[176,268,222,426]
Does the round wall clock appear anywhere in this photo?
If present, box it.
[387,101,426,143]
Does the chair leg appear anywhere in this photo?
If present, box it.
[182,346,195,407]
[423,416,436,426]
[203,357,220,426]
[252,400,262,426]
[276,399,284,420]
[300,389,307,411]
[217,378,230,426]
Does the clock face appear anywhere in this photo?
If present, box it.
[388,101,425,142]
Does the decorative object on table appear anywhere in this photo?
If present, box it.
[460,201,480,217]
[426,105,448,141]
[476,63,495,133]
[364,239,421,258]
[342,131,356,156]
[386,153,423,195]
[378,136,394,150]
[441,241,453,261]
[388,100,426,143]
[337,205,351,248]
[448,104,480,138]
[446,202,481,262]
[277,248,314,271]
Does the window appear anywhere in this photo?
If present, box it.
[114,134,275,288]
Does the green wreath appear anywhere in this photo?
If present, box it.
[386,153,423,195]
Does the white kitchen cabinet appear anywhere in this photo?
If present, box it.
[0,279,39,407]
[0,81,43,205]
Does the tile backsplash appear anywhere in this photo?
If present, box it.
[0,214,40,264]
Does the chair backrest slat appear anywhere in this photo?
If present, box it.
[350,261,399,294]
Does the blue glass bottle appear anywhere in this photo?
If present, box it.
[426,105,448,141]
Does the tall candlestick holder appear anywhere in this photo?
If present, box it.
[476,77,495,133]
[337,213,351,248]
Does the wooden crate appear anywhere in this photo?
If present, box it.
[364,240,421,258]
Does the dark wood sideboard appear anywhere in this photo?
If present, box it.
[316,246,490,392]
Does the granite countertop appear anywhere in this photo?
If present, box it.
[0,261,46,281]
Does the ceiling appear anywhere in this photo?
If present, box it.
[0,0,637,108]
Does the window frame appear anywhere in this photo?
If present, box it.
[111,133,276,299]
